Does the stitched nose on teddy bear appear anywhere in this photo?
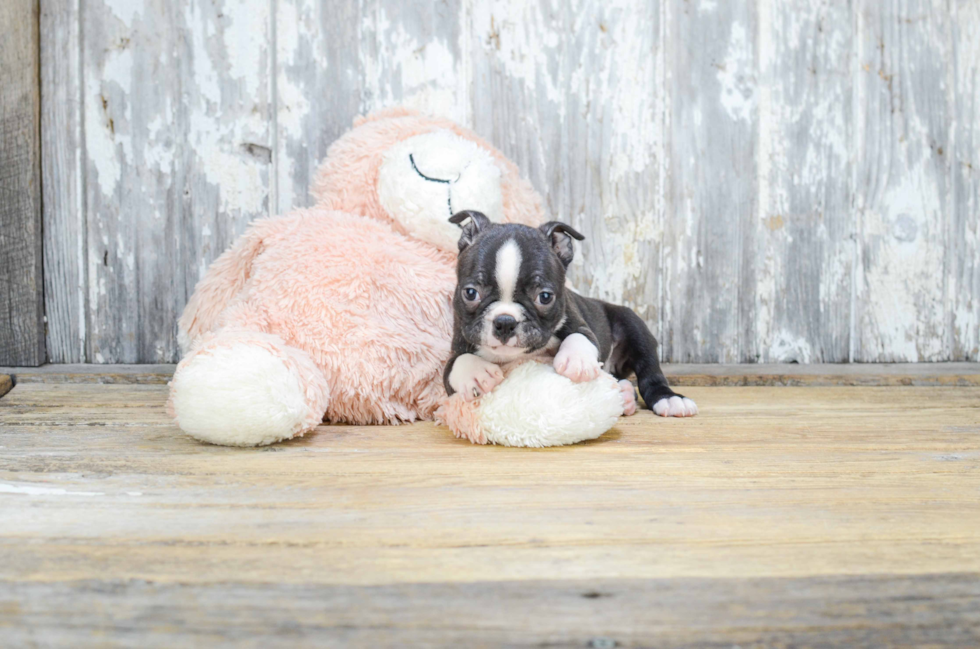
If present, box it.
[408,152,456,216]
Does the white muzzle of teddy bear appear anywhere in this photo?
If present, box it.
[377,130,504,252]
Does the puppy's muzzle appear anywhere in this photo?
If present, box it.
[492,314,518,342]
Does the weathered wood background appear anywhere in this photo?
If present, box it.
[38,0,979,364]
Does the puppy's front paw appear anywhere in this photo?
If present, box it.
[449,354,504,401]
[619,380,638,416]
[554,353,602,383]
[652,395,698,417]
[554,333,602,383]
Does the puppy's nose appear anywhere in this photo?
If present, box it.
[492,314,518,341]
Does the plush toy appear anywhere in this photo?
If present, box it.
[167,108,630,447]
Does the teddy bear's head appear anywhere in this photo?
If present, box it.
[311,108,545,253]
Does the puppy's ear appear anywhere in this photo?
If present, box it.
[539,221,585,267]
[449,210,492,251]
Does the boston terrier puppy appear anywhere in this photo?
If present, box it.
[443,210,698,418]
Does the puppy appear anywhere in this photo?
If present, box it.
[443,210,698,417]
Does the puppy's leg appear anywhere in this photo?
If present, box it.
[607,305,697,417]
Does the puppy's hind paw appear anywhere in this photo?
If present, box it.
[652,395,698,418]
[618,380,638,416]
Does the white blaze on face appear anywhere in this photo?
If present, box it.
[480,238,526,355]
[487,239,523,323]
[496,240,521,304]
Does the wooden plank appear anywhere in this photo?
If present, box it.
[1,363,979,386]
[748,0,853,363]
[356,1,467,125]
[40,0,86,363]
[663,0,756,363]
[853,0,953,361]
[469,0,666,338]
[275,0,362,212]
[1,382,979,644]
[173,0,275,319]
[664,361,980,386]
[0,0,44,367]
[276,0,466,212]
[950,1,980,361]
[82,0,168,363]
[82,0,273,363]
[1,384,979,585]
[2,574,978,648]
[0,364,175,385]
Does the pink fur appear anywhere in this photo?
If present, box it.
[172,110,547,438]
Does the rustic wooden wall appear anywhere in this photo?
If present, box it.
[39,0,979,364]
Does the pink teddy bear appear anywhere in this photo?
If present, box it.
[169,108,631,447]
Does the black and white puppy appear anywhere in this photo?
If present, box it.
[443,210,698,418]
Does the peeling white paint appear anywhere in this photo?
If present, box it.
[223,0,269,99]
[717,22,756,123]
[769,331,813,364]
[103,0,143,26]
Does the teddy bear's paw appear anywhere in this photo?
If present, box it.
[618,380,638,416]
[652,395,699,418]
[449,353,504,401]
[171,336,329,446]
[554,334,602,383]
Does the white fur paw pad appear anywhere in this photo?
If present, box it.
[449,353,504,402]
[653,396,698,418]
[619,380,637,416]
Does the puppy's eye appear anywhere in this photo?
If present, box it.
[536,291,554,306]
[462,287,480,302]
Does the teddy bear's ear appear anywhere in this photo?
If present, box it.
[449,210,492,251]
[539,221,585,267]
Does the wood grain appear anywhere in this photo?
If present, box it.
[1,382,979,644]
[950,1,980,361]
[40,0,85,363]
[275,0,362,213]
[3,575,978,648]
[0,0,44,367]
[749,0,853,363]
[853,0,952,362]
[276,0,466,213]
[78,0,273,363]
[468,0,667,335]
[663,0,755,363]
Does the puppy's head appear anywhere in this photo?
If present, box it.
[449,210,584,361]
